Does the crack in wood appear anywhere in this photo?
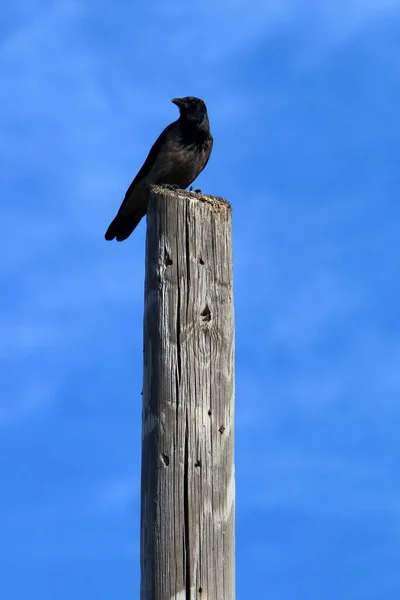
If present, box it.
[184,413,191,600]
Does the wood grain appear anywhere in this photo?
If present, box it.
[141,187,235,600]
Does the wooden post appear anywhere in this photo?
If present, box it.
[141,186,235,600]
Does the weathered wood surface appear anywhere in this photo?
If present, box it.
[141,187,235,600]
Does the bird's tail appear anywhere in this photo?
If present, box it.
[104,210,146,242]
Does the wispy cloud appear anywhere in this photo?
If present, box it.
[0,383,53,425]
[95,476,138,514]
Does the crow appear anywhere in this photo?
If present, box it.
[104,96,213,242]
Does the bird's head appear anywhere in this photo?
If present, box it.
[171,96,208,123]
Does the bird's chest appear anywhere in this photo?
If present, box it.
[165,139,209,183]
[178,138,209,164]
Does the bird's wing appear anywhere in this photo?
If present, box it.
[116,120,179,216]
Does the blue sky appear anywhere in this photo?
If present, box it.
[1,0,400,598]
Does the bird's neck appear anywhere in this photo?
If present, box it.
[180,115,210,142]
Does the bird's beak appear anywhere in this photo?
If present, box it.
[171,97,185,108]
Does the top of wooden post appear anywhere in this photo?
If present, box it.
[150,185,232,213]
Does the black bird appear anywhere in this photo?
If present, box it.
[105,96,213,242]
